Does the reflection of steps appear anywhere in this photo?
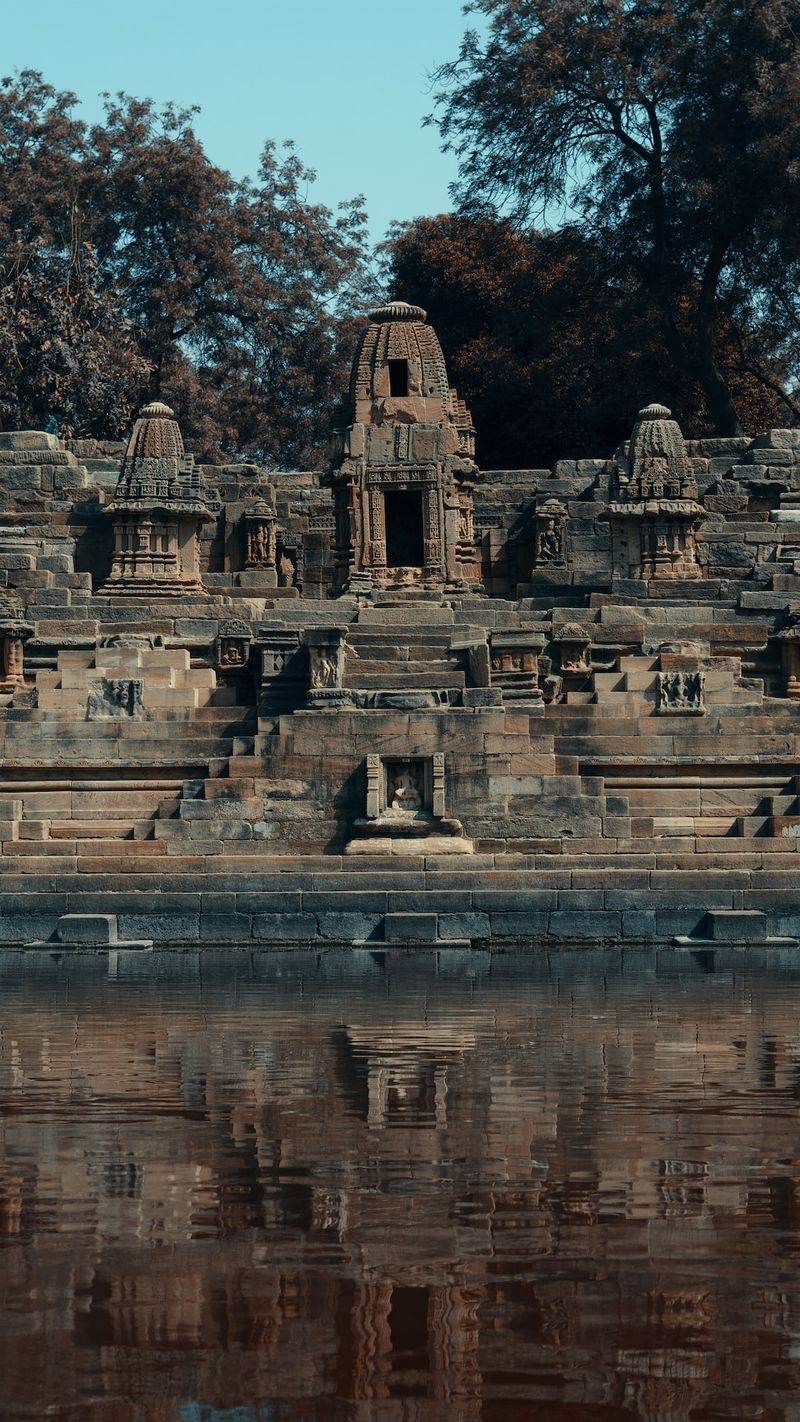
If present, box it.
[344,625,466,693]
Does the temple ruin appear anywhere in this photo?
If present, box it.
[1,298,800,948]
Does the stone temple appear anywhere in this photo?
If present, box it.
[1,298,800,949]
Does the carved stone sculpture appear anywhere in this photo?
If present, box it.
[87,679,144,720]
[656,670,705,715]
[304,628,347,704]
[534,499,568,567]
[388,764,424,813]
[104,402,217,595]
[325,301,481,592]
[243,493,277,574]
[215,619,252,671]
[603,404,705,580]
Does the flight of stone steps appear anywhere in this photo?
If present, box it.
[344,624,466,693]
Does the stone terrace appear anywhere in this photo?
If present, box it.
[1,304,800,949]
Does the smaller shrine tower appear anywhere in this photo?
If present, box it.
[104,402,219,595]
[326,301,481,593]
[604,402,705,581]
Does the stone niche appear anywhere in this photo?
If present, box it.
[534,497,569,569]
[303,628,348,705]
[214,619,252,672]
[242,491,277,579]
[0,599,30,694]
[776,620,800,700]
[347,752,472,854]
[326,301,481,593]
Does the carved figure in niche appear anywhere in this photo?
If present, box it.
[247,523,269,566]
[87,678,144,720]
[657,670,705,714]
[218,639,247,668]
[534,498,568,569]
[389,764,423,813]
[310,652,339,689]
[538,520,563,563]
[278,550,296,587]
[538,655,564,705]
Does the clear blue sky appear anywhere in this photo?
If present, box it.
[3,0,477,244]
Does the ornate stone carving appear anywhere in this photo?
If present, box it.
[0,600,31,692]
[87,679,144,720]
[656,670,705,715]
[603,404,705,581]
[215,619,252,671]
[534,498,568,567]
[325,302,481,592]
[489,632,545,705]
[243,491,277,572]
[776,619,800,700]
[104,402,217,595]
[554,623,591,673]
[304,628,348,704]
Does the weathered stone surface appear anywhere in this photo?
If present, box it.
[0,307,798,947]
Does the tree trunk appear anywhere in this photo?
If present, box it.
[696,309,743,435]
[696,239,743,436]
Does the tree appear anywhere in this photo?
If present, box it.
[385,212,784,467]
[430,0,800,434]
[0,239,150,437]
[0,71,372,465]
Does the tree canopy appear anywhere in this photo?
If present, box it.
[430,0,800,435]
[0,71,372,465]
[385,212,784,468]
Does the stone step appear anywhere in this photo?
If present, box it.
[347,629,455,646]
[704,909,768,942]
[344,671,465,690]
[344,657,457,676]
[355,610,456,627]
[47,819,143,839]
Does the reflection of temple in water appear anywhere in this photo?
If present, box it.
[2,955,800,1419]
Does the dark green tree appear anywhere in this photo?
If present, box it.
[386,212,785,468]
[0,71,372,464]
[430,0,800,434]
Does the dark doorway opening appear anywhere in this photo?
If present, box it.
[388,359,409,396]
[384,490,424,567]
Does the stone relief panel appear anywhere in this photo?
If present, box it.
[656,670,705,715]
[87,679,144,720]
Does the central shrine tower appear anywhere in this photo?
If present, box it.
[326,300,481,593]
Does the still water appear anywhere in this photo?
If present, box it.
[2,947,800,1421]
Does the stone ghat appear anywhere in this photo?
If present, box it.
[2,315,800,949]
[2,844,800,948]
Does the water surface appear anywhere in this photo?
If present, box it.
[2,947,800,1420]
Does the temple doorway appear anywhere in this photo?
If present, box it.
[384,490,424,567]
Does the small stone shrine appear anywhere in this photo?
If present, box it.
[1,300,800,948]
[326,301,480,592]
[105,401,219,594]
